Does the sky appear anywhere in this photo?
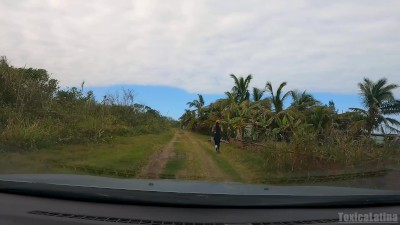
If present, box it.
[1,0,400,119]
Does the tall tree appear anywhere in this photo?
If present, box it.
[186,94,205,116]
[266,81,291,113]
[230,74,252,103]
[350,78,400,136]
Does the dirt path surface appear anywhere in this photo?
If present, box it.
[176,131,229,181]
[138,131,179,179]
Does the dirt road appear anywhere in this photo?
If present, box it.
[139,130,245,182]
[138,132,180,179]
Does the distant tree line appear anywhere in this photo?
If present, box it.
[180,74,400,144]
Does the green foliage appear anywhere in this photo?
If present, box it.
[266,81,291,113]
[350,78,400,135]
[252,87,265,102]
[0,56,174,149]
[160,141,187,179]
[290,90,320,111]
[0,130,174,176]
[180,74,400,160]
[229,74,253,103]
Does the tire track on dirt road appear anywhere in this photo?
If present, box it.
[138,131,179,179]
[176,131,229,181]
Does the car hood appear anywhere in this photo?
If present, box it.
[0,174,399,207]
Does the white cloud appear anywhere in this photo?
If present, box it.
[0,0,399,95]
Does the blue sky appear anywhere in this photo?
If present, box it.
[87,84,362,119]
[88,85,222,119]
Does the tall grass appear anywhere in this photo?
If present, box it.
[259,130,400,176]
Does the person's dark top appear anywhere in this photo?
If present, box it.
[212,123,222,139]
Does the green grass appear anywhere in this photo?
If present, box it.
[192,135,244,182]
[0,129,175,178]
[189,132,322,184]
[171,131,215,181]
[218,142,268,180]
[3,128,398,187]
[159,141,186,179]
[191,132,400,186]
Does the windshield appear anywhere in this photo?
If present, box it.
[0,0,399,195]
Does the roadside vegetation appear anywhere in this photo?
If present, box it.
[180,74,400,174]
[0,56,176,150]
[0,56,178,178]
[1,55,399,186]
[0,130,175,176]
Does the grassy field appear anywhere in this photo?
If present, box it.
[0,130,175,177]
[188,132,400,187]
[189,132,299,184]
[1,129,400,190]
[190,133,249,183]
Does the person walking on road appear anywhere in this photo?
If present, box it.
[212,120,223,153]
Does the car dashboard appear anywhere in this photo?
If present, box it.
[1,193,400,225]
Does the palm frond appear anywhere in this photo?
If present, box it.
[252,87,265,102]
[276,82,287,99]
[198,94,204,107]
[265,81,274,98]
[384,117,400,126]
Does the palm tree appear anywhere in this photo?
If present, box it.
[350,78,400,136]
[265,81,291,113]
[230,74,252,103]
[252,87,265,102]
[179,109,197,130]
[187,94,204,116]
[290,90,320,111]
[212,91,247,140]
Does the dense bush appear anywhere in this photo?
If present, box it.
[0,56,176,149]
